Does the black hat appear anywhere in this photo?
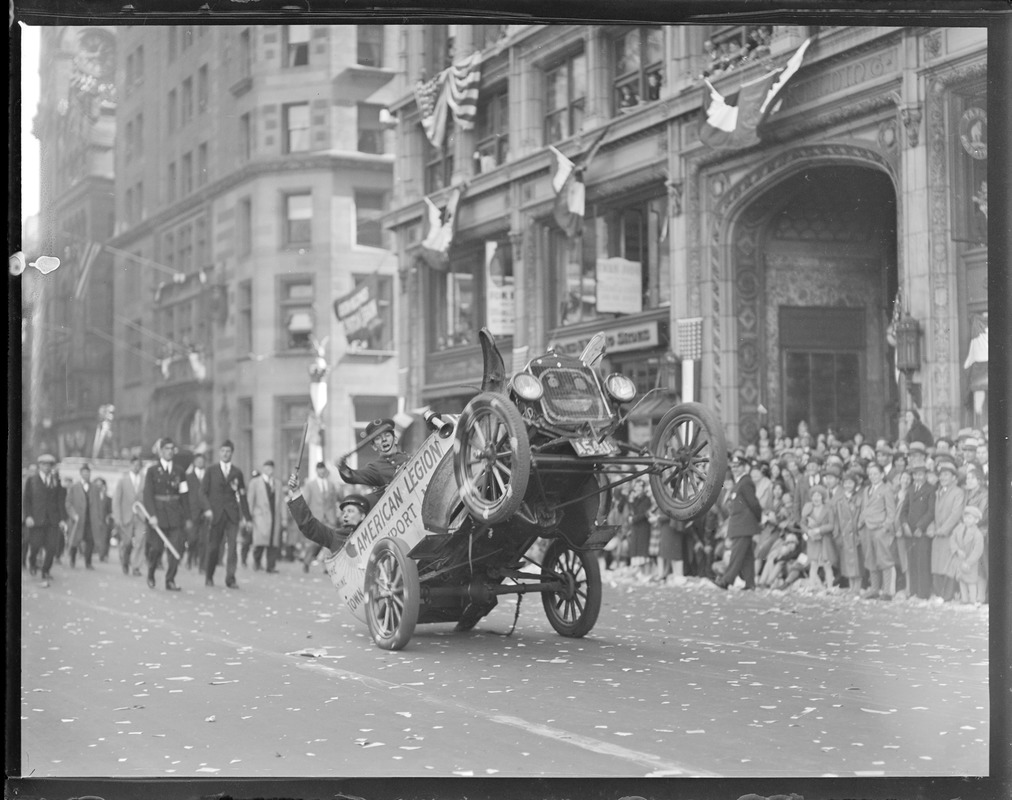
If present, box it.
[365,418,395,437]
[263,459,275,467]
[340,494,371,514]
[220,439,235,450]
[316,461,327,470]
[159,436,175,447]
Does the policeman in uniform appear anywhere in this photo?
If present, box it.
[337,418,409,497]
[142,437,192,591]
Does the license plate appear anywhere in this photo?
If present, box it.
[572,437,617,457]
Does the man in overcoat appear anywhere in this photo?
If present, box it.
[249,458,285,573]
[65,464,105,570]
[899,461,935,600]
[23,453,68,586]
[142,437,192,591]
[201,439,251,588]
[714,451,761,590]
[300,461,340,572]
[929,457,965,602]
[857,461,897,600]
[112,454,147,576]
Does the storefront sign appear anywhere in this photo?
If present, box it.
[550,320,660,358]
[596,257,642,314]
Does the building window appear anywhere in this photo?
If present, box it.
[124,120,134,162]
[181,151,193,196]
[197,142,208,186]
[278,397,306,479]
[238,279,253,353]
[197,64,209,112]
[348,274,394,351]
[135,45,144,86]
[279,276,315,351]
[702,25,773,78]
[182,77,193,125]
[125,321,143,384]
[178,224,193,272]
[182,26,195,51]
[239,28,253,78]
[283,102,310,153]
[237,196,253,257]
[135,113,144,157]
[163,231,175,271]
[124,187,133,223]
[357,103,385,154]
[424,129,455,194]
[357,25,384,67]
[284,25,310,68]
[239,397,254,477]
[239,112,253,162]
[475,88,509,173]
[195,215,208,266]
[473,24,509,51]
[167,161,177,203]
[125,52,134,97]
[283,192,312,246]
[354,190,386,248]
[552,193,669,327]
[167,89,177,132]
[545,50,586,144]
[135,182,144,222]
[431,250,481,351]
[423,25,452,78]
[168,27,177,62]
[613,26,664,114]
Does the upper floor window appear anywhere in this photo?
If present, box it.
[354,191,386,248]
[475,89,509,173]
[237,279,253,353]
[545,51,586,144]
[357,104,385,154]
[168,28,178,62]
[613,26,664,114]
[182,77,194,125]
[135,113,144,157]
[239,112,253,162]
[181,26,195,51]
[181,151,193,196]
[284,192,313,246]
[702,25,773,78]
[424,129,455,194]
[197,142,208,186]
[167,89,178,132]
[283,102,310,153]
[357,25,383,67]
[135,45,144,85]
[284,26,310,68]
[239,28,253,78]
[197,64,209,113]
[279,276,315,350]
[423,25,452,79]
[430,248,482,351]
[167,161,177,204]
[237,196,253,257]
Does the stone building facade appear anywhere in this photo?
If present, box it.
[385,24,988,447]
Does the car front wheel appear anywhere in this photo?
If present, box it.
[365,537,420,651]
[541,538,602,638]
[649,402,727,521]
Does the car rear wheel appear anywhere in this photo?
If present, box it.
[365,537,420,651]
[541,538,601,638]
[453,392,531,525]
[649,402,727,521]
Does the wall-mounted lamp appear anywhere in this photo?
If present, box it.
[895,317,922,407]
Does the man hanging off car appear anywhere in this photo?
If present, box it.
[337,418,409,497]
[286,472,370,563]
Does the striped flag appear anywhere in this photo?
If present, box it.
[72,241,104,300]
[549,146,585,238]
[414,51,482,147]
[420,187,463,270]
[699,38,812,151]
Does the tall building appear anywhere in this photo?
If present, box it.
[30,26,118,461]
[386,24,988,446]
[107,24,402,477]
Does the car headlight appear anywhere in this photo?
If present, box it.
[510,373,544,401]
[604,373,637,402]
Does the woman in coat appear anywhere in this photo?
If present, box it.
[803,484,837,590]
[928,458,965,602]
[833,468,864,594]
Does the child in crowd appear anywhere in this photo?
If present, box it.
[804,484,837,592]
[951,505,985,606]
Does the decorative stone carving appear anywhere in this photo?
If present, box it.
[923,31,942,61]
[898,104,922,149]
[877,119,898,152]
[666,179,683,217]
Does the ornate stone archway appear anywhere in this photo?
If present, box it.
[704,142,899,444]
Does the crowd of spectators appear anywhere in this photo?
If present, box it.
[603,412,991,607]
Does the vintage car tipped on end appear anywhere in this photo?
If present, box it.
[329,328,728,650]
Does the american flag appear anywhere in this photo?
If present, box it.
[414,51,482,147]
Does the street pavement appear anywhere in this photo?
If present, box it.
[18,551,988,780]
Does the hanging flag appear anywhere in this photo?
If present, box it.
[72,241,104,301]
[188,348,207,382]
[699,37,812,151]
[333,278,382,343]
[420,187,463,270]
[549,146,586,238]
[414,51,483,147]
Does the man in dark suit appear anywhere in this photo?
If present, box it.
[142,437,192,591]
[201,439,251,589]
[23,453,69,587]
[714,450,762,590]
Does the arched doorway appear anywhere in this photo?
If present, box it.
[728,163,898,444]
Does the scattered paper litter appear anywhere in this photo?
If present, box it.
[860,708,895,715]
[396,711,412,718]
[205,715,216,722]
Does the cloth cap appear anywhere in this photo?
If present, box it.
[935,458,958,475]
[365,418,395,437]
[37,453,56,464]
[908,441,927,454]
[935,436,954,447]
[962,505,983,523]
[340,494,371,514]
